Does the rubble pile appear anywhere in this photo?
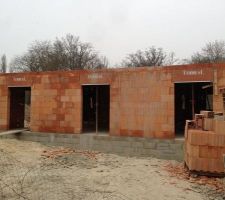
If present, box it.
[164,162,225,193]
[41,147,99,160]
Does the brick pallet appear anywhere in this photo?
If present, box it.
[185,129,225,176]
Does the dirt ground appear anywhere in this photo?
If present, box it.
[0,139,224,200]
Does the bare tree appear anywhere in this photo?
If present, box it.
[86,56,109,69]
[0,54,7,73]
[10,34,108,72]
[191,40,225,64]
[164,52,179,65]
[121,46,178,67]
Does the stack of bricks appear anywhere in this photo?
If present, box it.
[185,111,225,174]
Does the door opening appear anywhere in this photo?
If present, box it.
[82,85,110,133]
[9,87,31,129]
[175,82,213,136]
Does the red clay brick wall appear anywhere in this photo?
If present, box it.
[0,72,82,133]
[31,73,81,133]
[78,68,174,138]
[0,76,8,130]
[117,69,174,138]
[1,64,225,138]
[214,67,225,112]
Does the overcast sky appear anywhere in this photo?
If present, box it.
[0,0,225,66]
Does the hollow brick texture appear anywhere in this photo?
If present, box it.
[185,129,225,173]
[0,63,225,139]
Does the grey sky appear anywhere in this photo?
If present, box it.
[0,0,225,66]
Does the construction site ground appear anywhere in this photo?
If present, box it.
[0,138,224,200]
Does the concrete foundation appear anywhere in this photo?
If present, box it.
[0,131,184,161]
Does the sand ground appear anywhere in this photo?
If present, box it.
[0,139,224,200]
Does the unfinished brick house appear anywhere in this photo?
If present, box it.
[0,63,224,139]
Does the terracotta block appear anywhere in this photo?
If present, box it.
[30,120,41,126]
[153,130,173,139]
[208,132,225,147]
[185,120,195,139]
[220,147,225,154]
[188,143,199,157]
[208,158,225,173]
[0,88,7,96]
[64,102,74,108]
[59,77,69,84]
[203,118,214,131]
[48,89,57,96]
[68,74,79,82]
[188,157,209,171]
[0,77,6,85]
[0,96,7,102]
[199,146,208,158]
[200,110,214,118]
[41,76,50,84]
[49,76,60,84]
[63,83,79,89]
[195,114,204,129]
[49,83,61,90]
[0,106,7,115]
[65,114,73,122]
[188,129,208,146]
[0,119,7,126]
[47,114,57,120]
[56,114,64,121]
[61,96,69,102]
[161,124,173,132]
[185,142,190,155]
[30,126,39,132]
[65,89,74,96]
[120,129,129,136]
[214,119,225,134]
[73,89,81,96]
[161,95,173,103]
[208,146,220,159]
[71,96,80,103]
[130,130,144,137]
[74,127,81,133]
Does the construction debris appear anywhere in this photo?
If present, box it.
[41,147,99,160]
[164,162,225,193]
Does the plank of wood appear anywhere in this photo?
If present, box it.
[0,129,28,136]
